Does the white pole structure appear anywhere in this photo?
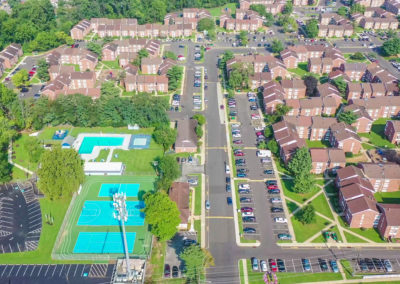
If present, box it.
[113,192,134,280]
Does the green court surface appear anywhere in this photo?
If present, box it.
[52,175,154,260]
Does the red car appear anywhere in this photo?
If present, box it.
[267,185,278,190]
[269,259,278,272]
[29,71,35,76]
[233,140,243,144]
[206,47,211,51]
[256,131,263,136]
[234,152,244,157]
[241,207,253,212]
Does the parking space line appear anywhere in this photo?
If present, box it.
[396,258,400,267]
[59,264,64,277]
[74,264,78,277]
[81,264,86,276]
[37,265,43,277]
[52,265,57,277]
[30,265,36,277]
[23,265,29,277]
[66,264,72,277]
[44,265,50,277]
[7,265,14,278]
[1,265,7,277]
[292,259,296,272]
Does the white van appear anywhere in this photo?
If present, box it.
[257,150,271,158]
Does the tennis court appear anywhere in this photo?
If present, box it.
[73,232,136,253]
[129,134,151,149]
[98,183,140,197]
[77,201,145,226]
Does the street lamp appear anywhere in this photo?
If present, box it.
[113,192,136,281]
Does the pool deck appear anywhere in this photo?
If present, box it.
[73,133,131,161]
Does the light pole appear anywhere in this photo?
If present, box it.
[113,192,135,281]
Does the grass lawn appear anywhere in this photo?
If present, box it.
[358,118,395,149]
[362,142,376,150]
[239,260,245,284]
[29,76,41,84]
[340,259,362,280]
[0,196,89,264]
[311,226,343,243]
[11,166,31,181]
[374,191,400,204]
[343,231,368,243]
[306,139,330,148]
[96,149,110,162]
[190,174,202,216]
[208,3,237,17]
[288,62,309,78]
[349,227,385,243]
[310,193,334,220]
[194,220,201,245]
[102,60,120,69]
[147,240,166,282]
[344,53,368,63]
[112,147,163,175]
[324,182,337,194]
[291,214,330,242]
[286,200,299,213]
[12,134,40,172]
[281,176,322,204]
[246,262,343,283]
[274,157,291,175]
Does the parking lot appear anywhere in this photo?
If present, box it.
[349,257,400,274]
[229,93,291,242]
[0,264,114,283]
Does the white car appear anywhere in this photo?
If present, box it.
[274,217,287,223]
[239,183,250,190]
[270,197,282,204]
[257,150,271,158]
[251,114,261,120]
[232,123,241,128]
[260,260,268,272]
[242,211,254,217]
[254,126,264,131]
[233,133,241,138]
[225,164,230,174]
[261,158,271,164]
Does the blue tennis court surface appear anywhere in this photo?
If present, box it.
[73,232,136,253]
[98,183,140,197]
[129,134,151,149]
[77,201,145,226]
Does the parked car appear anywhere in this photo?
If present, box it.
[227,197,232,205]
[233,140,243,144]
[164,264,171,278]
[240,197,252,203]
[239,184,250,189]
[269,259,278,272]
[264,170,274,175]
[365,258,374,270]
[270,197,282,203]
[244,227,256,234]
[251,114,261,120]
[302,259,311,271]
[330,260,339,273]
[268,189,280,194]
[225,164,230,174]
[241,207,253,213]
[359,259,368,272]
[278,233,291,240]
[226,177,231,183]
[234,151,244,157]
[261,158,271,164]
[250,105,258,110]
[243,216,256,223]
[172,266,179,278]
[383,259,393,272]
[271,207,284,213]
[319,259,328,271]
[188,179,198,186]
[238,189,251,194]
[183,239,197,246]
[277,259,285,272]
[274,217,287,223]
[373,258,383,270]
[267,185,278,190]
[233,133,241,138]
[251,258,259,271]
[260,260,268,272]
[226,184,231,192]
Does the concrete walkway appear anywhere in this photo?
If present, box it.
[242,259,249,284]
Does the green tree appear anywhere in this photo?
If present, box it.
[267,104,292,123]
[296,204,316,224]
[350,52,365,61]
[164,51,177,60]
[258,141,267,149]
[282,1,293,14]
[305,19,319,38]
[37,59,49,82]
[12,69,29,88]
[143,192,181,241]
[350,3,365,14]
[264,125,273,138]
[133,48,149,67]
[100,81,120,98]
[332,77,347,97]
[153,127,177,152]
[293,172,315,193]
[195,124,203,138]
[87,42,102,59]
[193,114,206,125]
[288,147,312,176]
[337,6,348,17]
[158,155,180,187]
[382,37,400,56]
[24,136,43,164]
[338,111,358,125]
[167,66,183,91]
[180,245,214,282]
[239,31,248,46]
[37,146,84,200]
[267,139,279,155]
[228,62,254,89]
[197,18,215,32]
[219,51,234,71]
[271,39,284,53]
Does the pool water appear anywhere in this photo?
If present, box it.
[79,137,125,154]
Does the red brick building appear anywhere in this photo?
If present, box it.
[384,120,400,144]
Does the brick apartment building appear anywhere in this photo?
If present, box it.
[384,120,400,144]
[310,148,346,174]
[329,122,362,154]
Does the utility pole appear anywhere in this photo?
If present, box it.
[113,192,136,282]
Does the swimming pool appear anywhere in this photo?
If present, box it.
[78,137,125,154]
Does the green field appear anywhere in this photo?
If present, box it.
[349,227,385,243]
[286,200,299,213]
[281,176,322,204]
[96,149,110,162]
[374,191,400,204]
[12,134,40,172]
[311,226,343,243]
[306,139,330,148]
[288,62,309,78]
[111,147,163,175]
[190,174,202,216]
[291,214,330,242]
[343,231,367,243]
[102,60,120,69]
[310,193,334,220]
[52,175,155,260]
[358,118,395,149]
[208,3,237,17]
